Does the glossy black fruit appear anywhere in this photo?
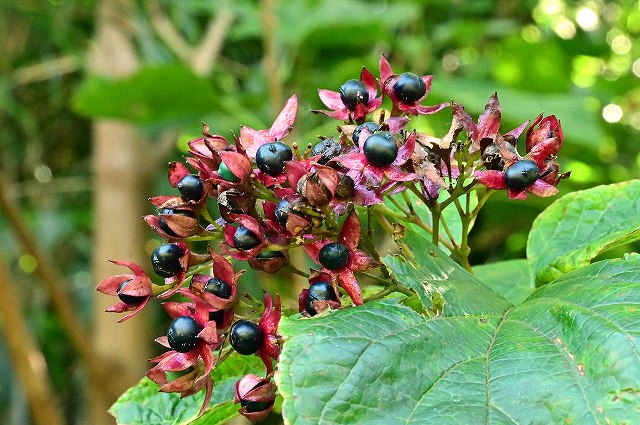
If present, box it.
[392,72,426,103]
[229,320,263,355]
[117,280,146,306]
[240,399,272,413]
[177,175,204,202]
[339,79,369,110]
[318,242,349,270]
[363,132,398,167]
[305,281,338,316]
[158,208,196,237]
[256,250,285,260]
[352,122,380,146]
[208,309,228,328]
[204,278,232,299]
[505,160,540,191]
[274,200,291,226]
[255,142,293,176]
[151,243,184,278]
[233,226,261,250]
[218,161,238,182]
[167,316,202,353]
[310,138,342,164]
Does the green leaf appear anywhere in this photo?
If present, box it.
[277,256,640,424]
[474,259,533,305]
[527,180,640,286]
[110,354,263,425]
[72,64,219,124]
[383,228,511,316]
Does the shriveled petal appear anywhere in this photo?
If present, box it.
[97,274,130,295]
[259,293,281,336]
[159,369,199,393]
[414,102,448,116]
[269,94,297,140]
[158,350,199,372]
[528,136,561,168]
[286,213,311,236]
[419,75,434,97]
[393,131,416,166]
[318,89,345,111]
[386,116,410,133]
[348,249,378,272]
[195,344,215,387]
[118,297,151,323]
[352,184,383,206]
[506,120,529,139]
[452,102,477,138]
[285,161,308,188]
[312,108,350,120]
[148,195,176,208]
[105,301,134,314]
[197,321,218,345]
[162,301,194,319]
[315,165,339,196]
[338,270,363,306]
[223,224,236,247]
[476,93,501,140]
[240,126,268,158]
[384,166,418,182]
[507,188,528,200]
[474,170,507,190]
[360,67,378,101]
[332,152,367,170]
[117,276,151,297]
[527,179,559,198]
[338,211,360,252]
[212,251,238,285]
[109,259,147,277]
[218,151,252,181]
[168,162,191,187]
[379,54,393,82]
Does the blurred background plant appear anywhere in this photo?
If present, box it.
[0,0,637,424]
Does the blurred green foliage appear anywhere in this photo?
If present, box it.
[0,0,639,423]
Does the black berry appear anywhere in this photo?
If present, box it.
[209,309,228,328]
[158,208,196,237]
[318,242,349,270]
[218,161,238,182]
[363,132,398,167]
[233,226,261,250]
[256,250,285,260]
[255,142,293,176]
[274,200,291,226]
[241,399,272,413]
[339,79,369,110]
[505,160,540,191]
[167,316,202,353]
[305,281,338,316]
[352,122,380,146]
[177,174,204,202]
[310,138,342,164]
[151,243,185,278]
[392,72,426,104]
[229,320,264,355]
[117,280,146,306]
[204,278,232,299]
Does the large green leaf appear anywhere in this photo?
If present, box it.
[474,259,533,305]
[72,64,219,124]
[383,228,510,316]
[110,354,263,425]
[527,180,640,286]
[277,256,640,424]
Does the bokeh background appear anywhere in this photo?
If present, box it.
[0,0,638,424]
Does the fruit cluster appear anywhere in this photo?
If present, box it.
[97,55,567,421]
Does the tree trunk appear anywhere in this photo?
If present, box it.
[88,1,152,424]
